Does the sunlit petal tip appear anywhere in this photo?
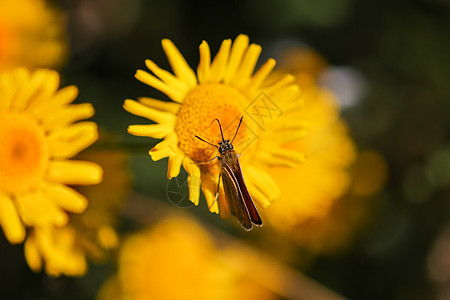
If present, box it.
[144,59,157,70]
[235,34,249,44]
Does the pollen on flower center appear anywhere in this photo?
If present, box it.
[0,112,48,195]
[175,83,248,166]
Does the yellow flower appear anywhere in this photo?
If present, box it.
[0,68,102,272]
[97,215,279,300]
[284,151,388,256]
[0,0,67,70]
[24,148,130,276]
[124,35,305,220]
[262,46,387,253]
[253,46,355,234]
[264,85,356,231]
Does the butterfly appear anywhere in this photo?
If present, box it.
[195,116,262,230]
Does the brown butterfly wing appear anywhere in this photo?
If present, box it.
[231,159,263,226]
[221,162,253,231]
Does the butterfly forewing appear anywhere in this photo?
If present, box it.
[232,159,263,226]
[221,162,253,230]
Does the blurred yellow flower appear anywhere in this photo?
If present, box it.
[0,0,67,70]
[264,85,356,230]
[262,46,387,254]
[98,215,279,300]
[0,68,102,274]
[25,149,130,276]
[124,35,306,226]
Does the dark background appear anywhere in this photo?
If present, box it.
[1,0,449,299]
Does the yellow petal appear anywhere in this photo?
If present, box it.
[0,73,14,111]
[135,70,185,102]
[46,160,103,185]
[11,69,51,112]
[272,148,307,165]
[123,99,176,125]
[41,103,95,131]
[253,152,298,168]
[16,192,68,227]
[183,157,201,205]
[247,58,276,97]
[245,166,280,199]
[197,41,211,84]
[208,39,231,83]
[167,152,184,179]
[42,182,88,214]
[98,225,119,249]
[22,70,61,114]
[28,85,78,118]
[149,147,173,161]
[51,85,79,107]
[145,59,189,95]
[232,44,262,89]
[201,174,219,214]
[152,132,178,151]
[0,192,25,243]
[8,68,30,111]
[161,39,197,89]
[127,124,173,139]
[246,181,272,208]
[47,122,98,158]
[24,234,42,272]
[224,34,249,83]
[138,97,180,114]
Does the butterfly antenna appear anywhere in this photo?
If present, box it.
[212,119,225,141]
[230,116,243,144]
[195,135,219,149]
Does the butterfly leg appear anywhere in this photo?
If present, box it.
[195,156,219,165]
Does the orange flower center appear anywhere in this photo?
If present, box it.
[0,112,48,195]
[175,83,250,167]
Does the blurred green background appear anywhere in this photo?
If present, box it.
[1,0,449,299]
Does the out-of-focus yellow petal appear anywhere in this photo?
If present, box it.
[98,225,119,249]
[46,122,98,158]
[24,234,42,272]
[0,192,25,243]
[41,103,95,131]
[16,192,68,227]
[42,182,88,214]
[46,160,103,185]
